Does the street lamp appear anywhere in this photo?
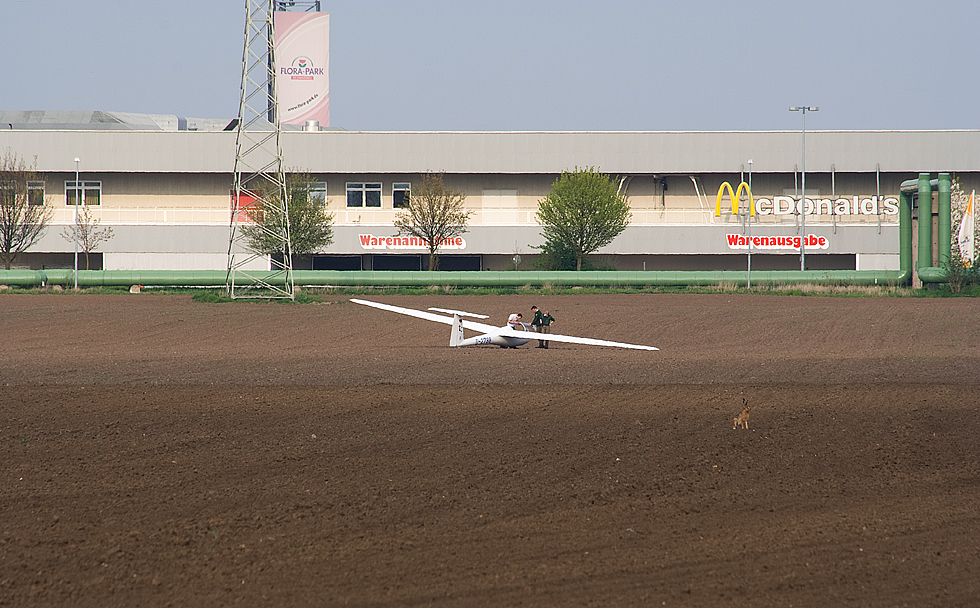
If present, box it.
[789,106,818,271]
[73,157,80,289]
[745,158,754,289]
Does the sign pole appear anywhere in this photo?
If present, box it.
[747,159,753,289]
[790,106,818,271]
[73,157,80,290]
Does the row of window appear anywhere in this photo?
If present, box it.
[241,182,411,209]
[3,181,103,206]
[287,182,412,208]
[15,180,413,208]
[346,182,411,208]
[1,181,49,205]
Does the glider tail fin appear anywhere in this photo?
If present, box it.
[450,314,464,347]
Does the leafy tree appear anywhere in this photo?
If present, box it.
[241,171,334,259]
[61,205,114,270]
[0,150,52,270]
[944,250,979,294]
[393,172,472,271]
[532,239,595,271]
[535,167,631,271]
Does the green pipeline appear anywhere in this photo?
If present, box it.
[0,267,913,289]
[903,172,951,284]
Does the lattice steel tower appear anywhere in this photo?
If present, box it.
[227,1,313,299]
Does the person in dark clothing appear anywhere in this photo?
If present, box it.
[530,306,544,347]
[540,310,555,348]
[531,307,555,348]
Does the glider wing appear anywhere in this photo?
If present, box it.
[495,328,659,351]
[350,298,500,333]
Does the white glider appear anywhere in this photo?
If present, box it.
[350,298,659,351]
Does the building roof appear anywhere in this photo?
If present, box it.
[1,113,978,175]
[0,110,237,132]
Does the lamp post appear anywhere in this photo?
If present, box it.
[73,157,80,289]
[745,158,754,289]
[789,106,817,271]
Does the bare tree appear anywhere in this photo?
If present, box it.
[393,172,472,271]
[0,150,52,270]
[61,205,114,270]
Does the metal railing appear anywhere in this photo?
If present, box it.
[49,206,231,225]
[47,205,900,227]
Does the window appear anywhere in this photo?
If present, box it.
[346,182,381,208]
[66,181,102,205]
[291,182,327,206]
[392,182,411,208]
[0,181,45,206]
[28,181,45,206]
[311,182,327,206]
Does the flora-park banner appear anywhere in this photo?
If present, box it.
[274,11,330,127]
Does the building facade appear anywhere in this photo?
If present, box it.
[2,113,978,272]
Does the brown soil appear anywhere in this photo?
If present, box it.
[2,293,979,607]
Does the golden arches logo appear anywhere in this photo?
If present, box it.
[715,181,754,217]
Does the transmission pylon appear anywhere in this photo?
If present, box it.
[226,0,294,299]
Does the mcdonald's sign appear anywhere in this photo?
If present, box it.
[715,181,754,217]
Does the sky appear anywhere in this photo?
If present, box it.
[3,0,978,132]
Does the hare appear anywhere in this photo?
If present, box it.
[733,398,751,430]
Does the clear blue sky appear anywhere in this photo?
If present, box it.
[3,0,978,131]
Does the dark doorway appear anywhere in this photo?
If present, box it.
[312,255,362,270]
[373,255,423,271]
[436,256,482,271]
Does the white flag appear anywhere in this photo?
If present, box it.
[958,190,975,267]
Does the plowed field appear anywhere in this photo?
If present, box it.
[2,293,979,607]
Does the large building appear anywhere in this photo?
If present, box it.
[2,111,978,273]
